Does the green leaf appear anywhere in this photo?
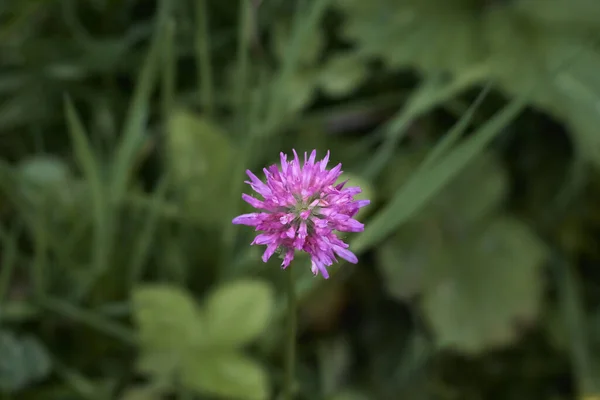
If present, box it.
[17,156,74,209]
[272,21,324,66]
[318,53,367,97]
[515,0,600,28]
[0,330,52,392]
[376,219,448,300]
[421,216,547,354]
[426,153,508,230]
[120,385,162,400]
[132,284,204,353]
[181,351,269,400]
[166,109,236,225]
[547,44,600,166]
[203,280,275,347]
[18,156,71,189]
[282,71,319,113]
[135,351,180,381]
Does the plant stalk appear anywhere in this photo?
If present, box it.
[284,267,297,400]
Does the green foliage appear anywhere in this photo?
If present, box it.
[334,0,600,167]
[376,153,547,353]
[422,216,547,353]
[180,352,269,400]
[132,281,273,399]
[1,0,600,399]
[166,109,236,226]
[271,22,367,113]
[0,330,51,392]
[203,280,275,347]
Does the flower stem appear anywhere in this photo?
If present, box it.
[284,267,296,400]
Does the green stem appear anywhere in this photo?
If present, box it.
[196,0,214,115]
[284,267,297,400]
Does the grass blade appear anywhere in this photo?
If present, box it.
[352,92,528,253]
[38,295,137,346]
[195,0,214,115]
[109,2,166,205]
[128,176,171,286]
[64,97,109,301]
[362,65,490,179]
[0,224,19,308]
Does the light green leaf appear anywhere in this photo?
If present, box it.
[203,280,275,347]
[17,156,73,207]
[421,216,547,354]
[135,351,180,380]
[18,156,70,188]
[120,385,162,400]
[167,109,236,225]
[0,331,52,392]
[547,44,600,166]
[318,53,367,97]
[328,390,370,400]
[132,284,204,353]
[272,21,324,66]
[181,351,269,400]
[516,0,600,27]
[283,71,319,113]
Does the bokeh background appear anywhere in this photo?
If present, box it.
[1,0,600,399]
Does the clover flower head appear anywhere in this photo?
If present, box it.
[232,149,369,279]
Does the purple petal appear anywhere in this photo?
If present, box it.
[336,218,364,232]
[242,193,266,210]
[311,260,329,279]
[319,151,330,171]
[335,179,348,190]
[245,170,272,198]
[232,213,261,226]
[355,200,370,208]
[308,150,316,166]
[281,249,295,269]
[252,233,277,245]
[262,243,278,262]
[333,246,358,264]
[280,152,288,174]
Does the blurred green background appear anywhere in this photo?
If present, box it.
[1,0,600,399]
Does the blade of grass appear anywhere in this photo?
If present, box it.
[51,356,104,400]
[109,0,167,206]
[128,176,170,286]
[31,206,49,297]
[362,64,491,179]
[38,295,137,346]
[0,224,19,309]
[234,0,251,135]
[551,255,599,396]
[64,97,109,301]
[352,92,529,253]
[416,82,493,172]
[161,18,176,121]
[195,0,214,115]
